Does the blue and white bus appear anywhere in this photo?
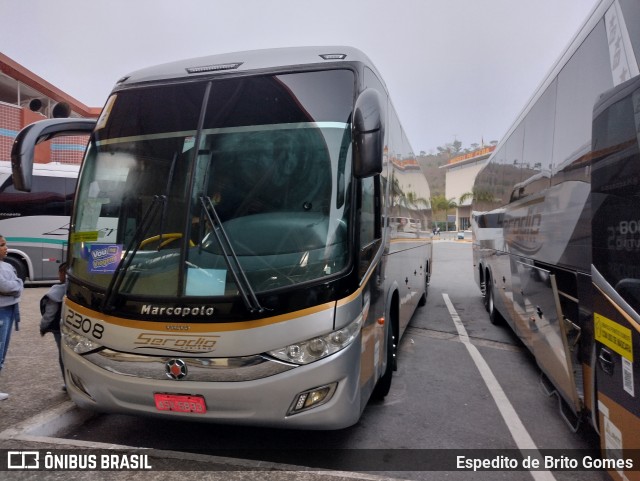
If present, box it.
[0,160,79,282]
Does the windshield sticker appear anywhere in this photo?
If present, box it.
[88,244,123,273]
[70,231,99,243]
[186,268,226,296]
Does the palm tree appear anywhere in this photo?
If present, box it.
[458,188,498,205]
[442,197,458,231]
[430,195,458,231]
[459,191,473,205]
[406,191,430,211]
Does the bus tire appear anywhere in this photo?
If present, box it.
[5,256,27,282]
[372,318,395,400]
[487,280,503,326]
[418,291,427,307]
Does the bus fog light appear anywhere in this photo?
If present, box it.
[288,383,337,415]
[294,393,308,411]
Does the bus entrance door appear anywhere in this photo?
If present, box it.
[517,261,582,417]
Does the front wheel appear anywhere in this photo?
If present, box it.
[372,320,395,400]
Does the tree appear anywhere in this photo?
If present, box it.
[406,191,430,211]
[456,188,496,208]
[436,145,450,155]
[430,194,458,231]
[459,191,473,205]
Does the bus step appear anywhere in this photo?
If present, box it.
[539,371,582,433]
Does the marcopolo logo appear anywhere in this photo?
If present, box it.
[141,304,215,318]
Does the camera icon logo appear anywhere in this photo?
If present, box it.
[7,451,40,469]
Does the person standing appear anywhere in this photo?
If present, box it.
[40,262,67,390]
[0,235,24,401]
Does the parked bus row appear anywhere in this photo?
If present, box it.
[12,4,640,477]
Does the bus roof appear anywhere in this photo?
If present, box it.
[486,0,611,163]
[114,46,382,88]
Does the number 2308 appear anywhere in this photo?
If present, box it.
[65,309,105,339]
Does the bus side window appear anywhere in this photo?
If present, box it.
[360,176,376,247]
[359,175,381,278]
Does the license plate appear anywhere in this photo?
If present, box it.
[154,393,207,414]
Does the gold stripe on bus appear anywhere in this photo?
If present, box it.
[336,288,361,308]
[594,284,640,334]
[65,298,335,333]
[336,257,379,308]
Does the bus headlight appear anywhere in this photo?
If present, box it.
[267,315,362,365]
[61,324,103,354]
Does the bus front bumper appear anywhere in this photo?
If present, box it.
[62,338,364,430]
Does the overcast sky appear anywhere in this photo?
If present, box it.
[1,0,599,153]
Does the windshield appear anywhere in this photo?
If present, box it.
[70,69,354,298]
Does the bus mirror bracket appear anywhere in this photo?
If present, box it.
[11,118,96,192]
[353,89,384,178]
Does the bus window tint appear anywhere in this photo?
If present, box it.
[592,86,640,310]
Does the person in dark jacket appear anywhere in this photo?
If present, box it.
[40,262,67,390]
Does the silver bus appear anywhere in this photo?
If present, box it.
[471,1,640,477]
[12,46,433,429]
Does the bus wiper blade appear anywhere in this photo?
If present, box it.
[102,195,167,310]
[200,195,266,314]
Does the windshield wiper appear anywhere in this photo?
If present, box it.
[200,195,266,314]
[102,195,167,310]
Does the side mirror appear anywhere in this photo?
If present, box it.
[11,118,96,191]
[353,89,384,178]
